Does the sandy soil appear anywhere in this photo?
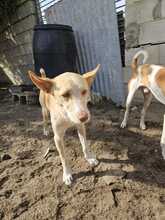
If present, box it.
[1,89,165,220]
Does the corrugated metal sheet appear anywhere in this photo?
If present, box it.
[45,0,125,105]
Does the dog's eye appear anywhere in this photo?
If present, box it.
[62,92,70,99]
[81,90,87,96]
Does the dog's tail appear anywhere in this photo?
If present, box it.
[131,50,148,74]
[40,68,46,78]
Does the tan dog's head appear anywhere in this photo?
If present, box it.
[28,65,100,124]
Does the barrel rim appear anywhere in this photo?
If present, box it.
[33,24,73,31]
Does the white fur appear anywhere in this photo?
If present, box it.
[161,115,165,159]
[148,65,165,105]
[121,53,165,159]
[121,78,139,128]
[30,66,100,185]
[133,50,148,64]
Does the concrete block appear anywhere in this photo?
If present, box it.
[139,0,161,23]
[15,30,33,46]
[125,3,141,26]
[125,22,140,48]
[10,1,37,23]
[15,54,33,66]
[126,0,159,25]
[123,66,131,83]
[12,15,36,35]
[161,0,165,18]
[139,19,165,45]
[17,1,36,21]
[159,44,165,65]
[126,0,143,5]
[125,45,160,66]
[125,0,163,48]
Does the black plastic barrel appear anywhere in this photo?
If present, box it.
[33,24,77,77]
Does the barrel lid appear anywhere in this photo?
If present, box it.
[34,24,73,31]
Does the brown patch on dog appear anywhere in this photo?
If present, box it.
[128,64,152,92]
[128,58,139,91]
[140,64,152,86]
[156,68,165,95]
[127,78,134,92]
[131,58,138,78]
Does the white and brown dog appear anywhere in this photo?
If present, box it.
[28,65,100,185]
[121,50,165,159]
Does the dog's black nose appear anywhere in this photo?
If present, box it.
[78,111,88,122]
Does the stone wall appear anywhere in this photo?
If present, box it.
[0,0,38,85]
[124,0,165,83]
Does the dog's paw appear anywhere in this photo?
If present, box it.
[161,143,165,160]
[162,150,165,160]
[87,158,99,166]
[63,172,73,185]
[161,144,165,160]
[120,120,127,128]
[43,129,49,136]
[140,122,146,130]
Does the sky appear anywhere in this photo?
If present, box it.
[39,0,126,12]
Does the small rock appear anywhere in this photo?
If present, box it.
[101,170,126,185]
[0,210,4,219]
[17,119,25,126]
[17,150,32,160]
[1,154,12,161]
[4,190,12,198]
[111,122,119,127]
[131,106,138,111]
[13,199,29,218]
[160,195,165,203]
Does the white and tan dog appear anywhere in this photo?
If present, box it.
[121,50,165,159]
[28,65,100,185]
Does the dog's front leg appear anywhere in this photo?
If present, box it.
[52,123,73,185]
[77,124,98,166]
[161,114,165,160]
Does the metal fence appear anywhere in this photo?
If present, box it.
[36,0,125,66]
[36,0,125,24]
[35,0,126,105]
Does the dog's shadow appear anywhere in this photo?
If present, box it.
[73,156,165,187]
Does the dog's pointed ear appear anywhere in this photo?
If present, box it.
[83,64,100,87]
[28,70,54,94]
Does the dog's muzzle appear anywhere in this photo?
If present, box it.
[78,111,89,123]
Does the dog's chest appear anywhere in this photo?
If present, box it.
[51,106,74,128]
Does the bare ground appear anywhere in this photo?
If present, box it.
[1,89,165,220]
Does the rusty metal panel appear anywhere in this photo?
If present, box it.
[45,0,125,105]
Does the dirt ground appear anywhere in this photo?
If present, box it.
[1,89,165,220]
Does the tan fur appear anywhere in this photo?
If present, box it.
[128,64,152,91]
[121,50,165,160]
[140,64,152,86]
[28,65,100,185]
[131,57,138,78]
[156,68,165,95]
[128,57,139,91]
